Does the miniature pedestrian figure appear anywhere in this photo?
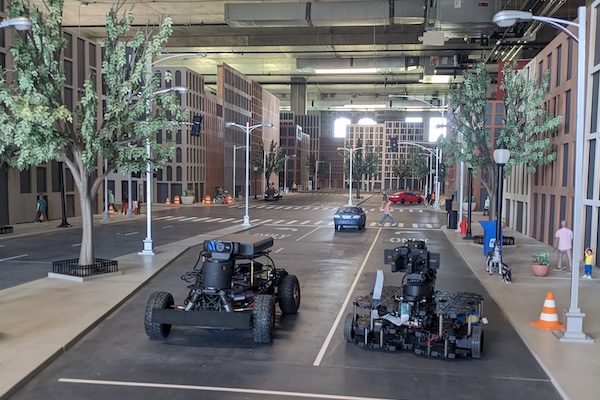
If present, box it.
[451,188,456,201]
[108,189,117,213]
[121,193,128,214]
[430,191,436,206]
[380,191,388,211]
[133,199,140,215]
[34,194,47,223]
[377,200,397,227]
[583,248,594,279]
[554,220,574,272]
[483,195,490,216]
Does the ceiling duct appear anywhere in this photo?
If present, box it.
[224,1,424,28]
[296,57,423,72]
[425,0,501,38]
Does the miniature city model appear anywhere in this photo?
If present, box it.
[144,234,300,343]
[344,240,484,359]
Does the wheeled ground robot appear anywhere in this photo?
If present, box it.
[344,240,485,359]
[144,234,300,343]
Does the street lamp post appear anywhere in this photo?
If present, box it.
[464,163,473,239]
[329,163,332,189]
[225,122,273,227]
[0,16,32,31]
[389,94,446,210]
[337,146,363,205]
[139,53,204,255]
[140,85,189,256]
[284,154,296,193]
[494,5,591,342]
[233,145,246,198]
[316,160,325,191]
[493,143,510,262]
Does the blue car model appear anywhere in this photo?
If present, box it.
[333,205,367,231]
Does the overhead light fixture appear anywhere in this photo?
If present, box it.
[420,75,452,84]
[314,68,377,74]
[405,117,423,123]
[342,103,386,109]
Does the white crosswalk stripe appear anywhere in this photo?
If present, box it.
[153,213,438,229]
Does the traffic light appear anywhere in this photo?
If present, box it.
[439,163,446,178]
[389,136,398,152]
[191,115,203,136]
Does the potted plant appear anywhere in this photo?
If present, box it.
[531,251,550,277]
[462,195,476,212]
[181,189,195,205]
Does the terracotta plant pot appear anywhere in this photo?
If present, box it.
[531,263,550,277]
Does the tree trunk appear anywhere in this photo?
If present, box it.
[78,175,95,266]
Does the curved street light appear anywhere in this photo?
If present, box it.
[139,85,189,256]
[493,6,590,342]
[138,53,205,254]
[337,146,363,205]
[0,16,32,31]
[388,94,446,211]
[226,122,273,227]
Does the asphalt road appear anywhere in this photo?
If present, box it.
[7,193,561,399]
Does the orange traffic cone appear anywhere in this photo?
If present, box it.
[165,197,171,206]
[174,195,181,206]
[531,292,564,330]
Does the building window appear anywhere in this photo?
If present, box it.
[562,143,569,187]
[20,169,31,193]
[167,166,173,181]
[565,90,571,134]
[556,44,562,87]
[567,38,573,81]
[36,167,47,193]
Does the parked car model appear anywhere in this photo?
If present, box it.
[333,205,366,231]
[388,191,423,204]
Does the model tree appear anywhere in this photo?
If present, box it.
[0,0,186,266]
[252,140,286,189]
[439,62,559,220]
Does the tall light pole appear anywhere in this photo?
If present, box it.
[139,53,204,255]
[494,5,590,342]
[140,85,189,256]
[316,160,325,190]
[337,146,363,205]
[233,145,246,198]
[389,94,446,209]
[329,163,332,189]
[284,154,296,193]
[464,163,473,239]
[225,122,273,227]
[493,143,510,258]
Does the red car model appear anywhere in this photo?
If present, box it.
[388,191,423,204]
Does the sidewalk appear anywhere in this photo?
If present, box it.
[1,207,599,399]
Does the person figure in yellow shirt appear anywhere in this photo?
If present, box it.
[583,248,594,279]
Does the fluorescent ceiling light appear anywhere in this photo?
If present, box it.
[420,75,452,83]
[405,117,423,123]
[314,68,377,74]
[343,104,387,109]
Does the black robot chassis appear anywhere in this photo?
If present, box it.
[344,240,484,359]
[144,234,300,343]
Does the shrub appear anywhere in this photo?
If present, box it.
[532,251,549,265]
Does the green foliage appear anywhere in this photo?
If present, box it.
[254,140,285,183]
[532,251,550,265]
[0,0,186,265]
[439,62,559,220]
[463,195,476,202]
[500,62,560,174]
[184,189,195,196]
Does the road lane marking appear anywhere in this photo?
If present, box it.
[275,247,284,253]
[219,218,234,223]
[296,226,321,242]
[162,225,174,229]
[179,217,198,221]
[286,220,298,224]
[313,229,381,366]
[57,378,394,400]
[124,232,138,236]
[300,220,311,225]
[0,254,28,262]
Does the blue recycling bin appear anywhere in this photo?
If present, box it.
[480,221,502,255]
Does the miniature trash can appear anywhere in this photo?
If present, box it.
[447,210,458,230]
[480,220,501,255]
